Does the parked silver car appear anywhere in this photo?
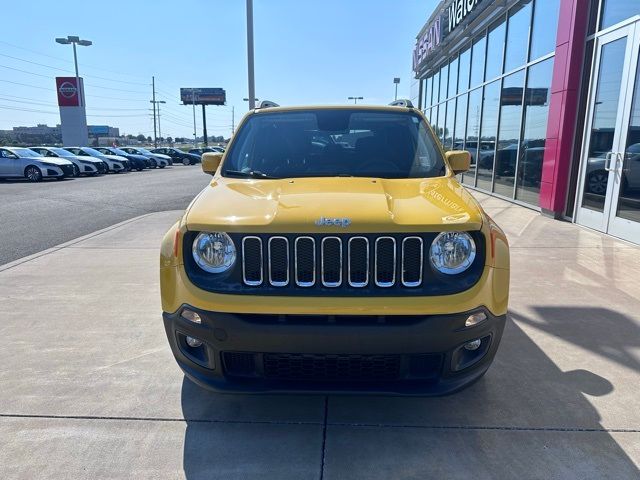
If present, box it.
[0,147,75,182]
[30,146,106,176]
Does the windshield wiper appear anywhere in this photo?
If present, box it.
[224,169,279,179]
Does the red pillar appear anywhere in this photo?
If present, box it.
[539,0,591,215]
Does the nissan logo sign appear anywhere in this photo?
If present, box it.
[58,81,77,98]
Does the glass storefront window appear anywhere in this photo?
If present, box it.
[530,0,560,60]
[485,19,506,81]
[516,57,554,205]
[439,64,449,102]
[444,98,456,149]
[463,88,483,186]
[494,70,526,197]
[454,93,468,150]
[448,56,459,98]
[476,80,501,191]
[504,1,532,73]
[458,46,471,93]
[434,104,442,140]
[600,0,640,31]
[432,71,440,107]
[470,35,486,88]
[424,76,431,109]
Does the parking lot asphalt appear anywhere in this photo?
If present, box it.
[1,192,640,478]
[0,165,209,265]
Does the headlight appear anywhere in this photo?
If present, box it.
[429,232,476,275]
[192,232,236,273]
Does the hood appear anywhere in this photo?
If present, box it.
[75,155,104,164]
[102,154,127,162]
[36,157,73,166]
[185,176,484,233]
[127,154,148,161]
[152,153,172,160]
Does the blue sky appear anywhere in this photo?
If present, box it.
[0,0,437,139]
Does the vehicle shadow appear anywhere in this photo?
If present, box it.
[180,308,640,479]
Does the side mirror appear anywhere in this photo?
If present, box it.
[445,150,471,175]
[201,152,223,175]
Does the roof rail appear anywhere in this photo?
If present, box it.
[256,100,280,109]
[389,99,414,108]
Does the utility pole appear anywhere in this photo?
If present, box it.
[150,97,166,145]
[151,76,157,147]
[348,96,364,104]
[246,0,256,110]
[202,105,208,147]
[157,101,165,142]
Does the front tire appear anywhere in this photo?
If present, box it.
[25,166,42,182]
[182,157,190,166]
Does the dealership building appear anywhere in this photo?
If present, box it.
[411,0,640,244]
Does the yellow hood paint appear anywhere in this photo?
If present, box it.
[185,176,483,233]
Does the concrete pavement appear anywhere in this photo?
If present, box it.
[1,193,639,479]
[0,165,209,265]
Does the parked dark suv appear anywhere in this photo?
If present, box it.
[151,147,200,165]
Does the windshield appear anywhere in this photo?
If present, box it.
[51,148,73,157]
[137,148,152,154]
[81,147,104,156]
[222,109,444,179]
[110,148,127,155]
[12,148,40,157]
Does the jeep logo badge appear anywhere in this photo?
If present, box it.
[315,217,352,227]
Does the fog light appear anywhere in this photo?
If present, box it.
[464,339,482,351]
[465,312,487,327]
[186,336,203,348]
[181,309,202,324]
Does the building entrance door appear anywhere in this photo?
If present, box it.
[576,20,640,243]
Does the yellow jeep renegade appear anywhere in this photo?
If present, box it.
[160,102,509,394]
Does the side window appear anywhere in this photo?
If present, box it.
[47,151,56,157]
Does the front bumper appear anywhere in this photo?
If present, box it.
[163,306,506,395]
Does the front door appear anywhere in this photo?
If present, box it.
[576,21,640,243]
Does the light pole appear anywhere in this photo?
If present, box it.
[192,88,197,146]
[393,77,400,101]
[246,0,256,110]
[243,97,259,106]
[55,36,92,107]
[348,96,363,105]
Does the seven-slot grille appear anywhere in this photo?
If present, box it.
[241,235,425,289]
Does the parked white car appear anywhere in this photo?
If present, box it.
[0,147,75,182]
[64,147,128,173]
[30,146,106,176]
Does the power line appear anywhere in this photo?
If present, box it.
[0,39,150,82]
[0,53,150,86]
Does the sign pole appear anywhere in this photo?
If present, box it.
[202,105,208,147]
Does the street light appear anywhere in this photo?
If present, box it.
[348,96,364,105]
[393,77,401,101]
[55,35,92,107]
[243,97,259,103]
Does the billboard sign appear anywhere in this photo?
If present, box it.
[56,77,83,107]
[180,88,226,105]
[88,125,110,135]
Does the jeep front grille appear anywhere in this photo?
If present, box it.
[241,234,426,289]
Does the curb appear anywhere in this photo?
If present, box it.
[0,213,157,273]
